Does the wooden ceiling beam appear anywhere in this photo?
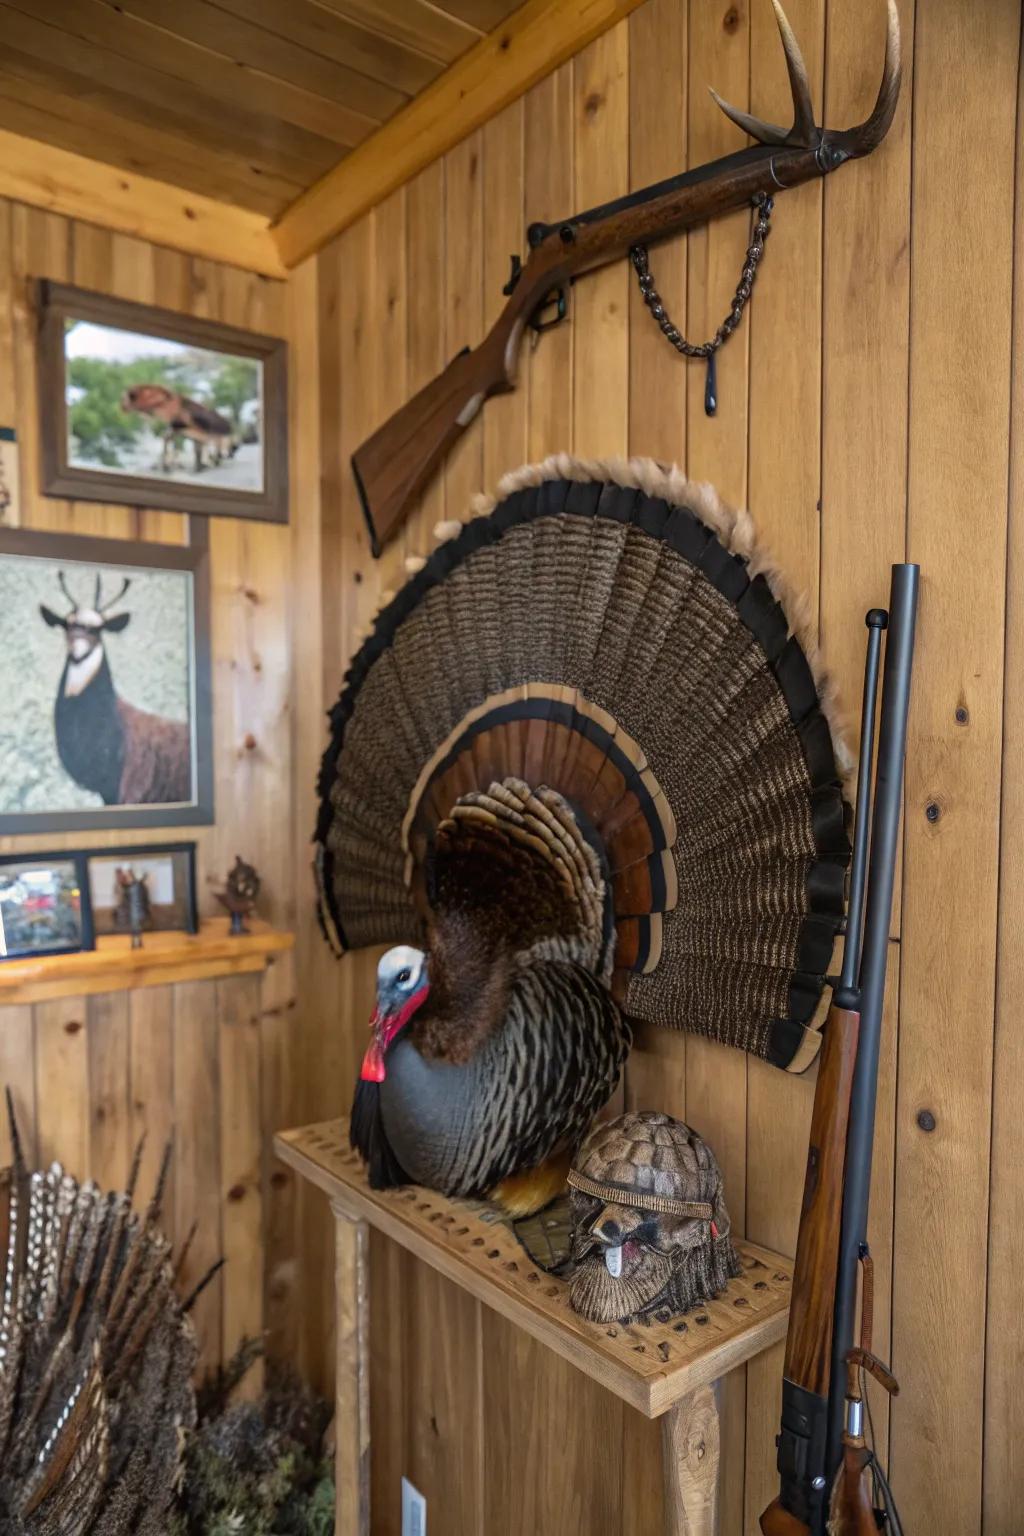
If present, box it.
[270,0,646,268]
[0,130,286,278]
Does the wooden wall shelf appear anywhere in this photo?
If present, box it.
[277,1119,794,1534]
[0,918,293,1003]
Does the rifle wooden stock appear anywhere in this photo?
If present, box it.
[758,1003,859,1536]
[352,141,822,554]
[783,1004,860,1395]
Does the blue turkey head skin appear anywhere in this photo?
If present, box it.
[360,945,429,1082]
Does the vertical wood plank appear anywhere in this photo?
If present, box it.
[572,23,630,461]
[523,66,574,463]
[984,16,1024,1522]
[0,1004,36,1164]
[627,0,687,464]
[34,995,88,1177]
[218,972,264,1393]
[173,978,222,1371]
[893,2,1018,1532]
[128,984,175,1229]
[820,0,914,1460]
[86,990,130,1191]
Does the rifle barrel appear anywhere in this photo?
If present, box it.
[826,563,920,1484]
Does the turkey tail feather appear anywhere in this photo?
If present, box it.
[317,457,851,1072]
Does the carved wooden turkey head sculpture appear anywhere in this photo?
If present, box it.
[567,1110,740,1325]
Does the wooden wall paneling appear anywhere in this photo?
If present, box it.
[33,994,89,1176]
[742,0,825,1520]
[382,141,486,1536]
[128,985,175,1226]
[679,9,752,1528]
[819,0,914,1461]
[571,24,629,462]
[482,100,527,492]
[172,978,222,1370]
[86,990,130,1190]
[985,34,1024,1520]
[621,6,687,1522]
[893,1,1018,1531]
[403,157,445,565]
[217,971,264,1395]
[627,0,686,464]
[523,65,573,463]
[10,204,71,536]
[443,132,485,519]
[0,1004,36,1163]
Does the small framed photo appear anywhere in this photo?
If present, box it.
[86,842,198,938]
[0,852,94,960]
[0,522,212,834]
[0,427,20,526]
[38,281,287,524]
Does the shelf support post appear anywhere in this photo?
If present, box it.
[331,1198,371,1536]
[662,1382,720,1535]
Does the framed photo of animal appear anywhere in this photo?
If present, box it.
[85,842,198,939]
[36,280,288,523]
[0,851,94,960]
[0,523,213,833]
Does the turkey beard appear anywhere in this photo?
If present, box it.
[569,1242,675,1323]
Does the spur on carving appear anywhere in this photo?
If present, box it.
[315,458,852,1215]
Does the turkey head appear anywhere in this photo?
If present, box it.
[319,457,851,1213]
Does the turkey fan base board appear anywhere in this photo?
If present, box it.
[274,1119,792,1419]
[316,455,851,1072]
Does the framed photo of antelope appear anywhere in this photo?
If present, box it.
[0,524,213,834]
[36,280,287,523]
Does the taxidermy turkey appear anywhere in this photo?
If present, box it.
[315,457,850,1215]
[0,1106,203,1535]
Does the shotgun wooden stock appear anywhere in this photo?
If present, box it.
[759,1003,860,1536]
[350,0,901,555]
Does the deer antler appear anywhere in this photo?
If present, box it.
[710,0,901,160]
[99,576,131,614]
[57,570,78,614]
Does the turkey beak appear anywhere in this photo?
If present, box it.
[591,1206,624,1279]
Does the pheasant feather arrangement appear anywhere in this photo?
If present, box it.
[315,457,851,1214]
[0,1105,201,1535]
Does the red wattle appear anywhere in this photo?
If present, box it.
[360,1039,386,1082]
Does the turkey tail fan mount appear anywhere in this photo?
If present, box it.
[0,1105,200,1536]
[315,458,851,1211]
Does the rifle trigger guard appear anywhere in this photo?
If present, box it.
[529,286,568,334]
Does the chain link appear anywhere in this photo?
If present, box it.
[630,193,774,360]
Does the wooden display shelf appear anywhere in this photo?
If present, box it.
[276,1119,795,1535]
[0,917,293,1003]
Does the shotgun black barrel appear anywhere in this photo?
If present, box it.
[826,563,920,1488]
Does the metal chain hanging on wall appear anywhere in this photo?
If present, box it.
[630,192,774,416]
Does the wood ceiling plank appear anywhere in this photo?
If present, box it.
[114,0,408,123]
[0,3,341,182]
[433,0,522,31]
[211,0,445,96]
[310,0,480,66]
[271,0,646,267]
[0,129,284,276]
[0,58,306,216]
[64,0,376,149]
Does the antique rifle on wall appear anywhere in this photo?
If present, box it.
[351,0,901,556]
[761,565,919,1536]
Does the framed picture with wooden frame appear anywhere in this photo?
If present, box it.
[0,519,213,834]
[37,280,288,523]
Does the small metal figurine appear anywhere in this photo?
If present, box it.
[215,856,261,936]
[114,866,152,950]
[567,1111,741,1326]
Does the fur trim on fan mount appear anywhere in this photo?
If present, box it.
[316,457,851,1208]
